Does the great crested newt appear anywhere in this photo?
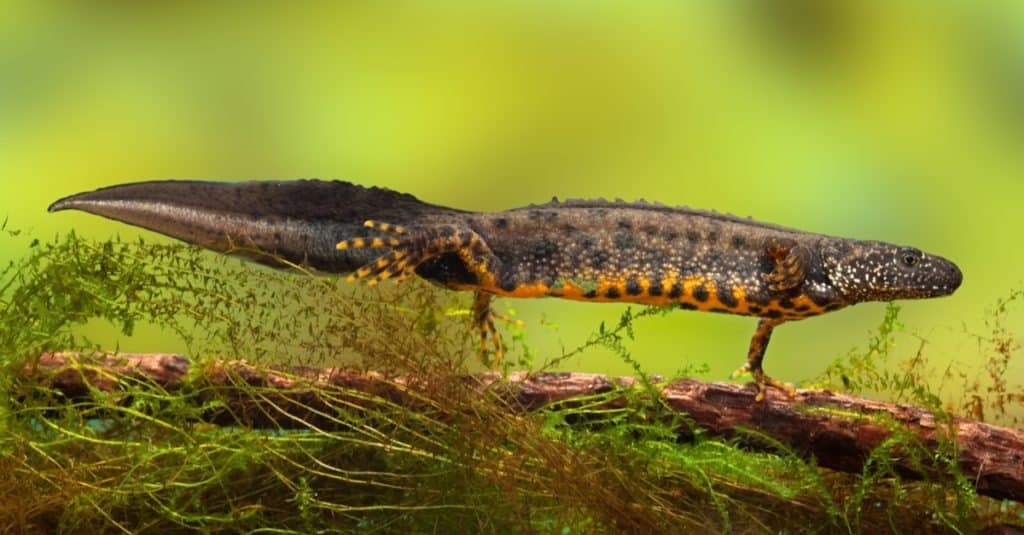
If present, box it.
[49,179,963,398]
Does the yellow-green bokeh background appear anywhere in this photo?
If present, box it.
[3,3,1022,393]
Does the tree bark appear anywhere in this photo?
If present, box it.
[21,351,1024,504]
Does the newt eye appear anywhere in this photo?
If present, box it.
[897,248,922,268]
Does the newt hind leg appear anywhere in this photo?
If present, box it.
[336,220,498,285]
[337,221,507,366]
[473,291,503,366]
[731,317,795,400]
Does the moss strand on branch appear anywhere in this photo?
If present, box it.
[23,351,1024,504]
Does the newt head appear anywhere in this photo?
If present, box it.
[820,239,962,302]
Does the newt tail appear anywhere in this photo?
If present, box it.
[50,179,963,399]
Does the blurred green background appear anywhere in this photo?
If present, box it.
[2,3,1022,396]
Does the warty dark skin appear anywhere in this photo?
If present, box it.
[49,179,963,398]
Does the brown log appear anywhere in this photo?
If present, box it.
[21,352,1024,503]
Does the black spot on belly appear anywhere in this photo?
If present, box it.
[686,230,700,243]
[665,231,679,242]
[765,309,784,319]
[492,217,509,229]
[748,305,763,314]
[617,219,632,230]
[625,277,642,296]
[794,304,810,312]
[668,282,683,299]
[824,303,843,312]
[778,298,795,310]
[648,280,663,296]
[562,223,578,233]
[679,302,697,310]
[708,307,729,314]
[692,284,710,302]
[706,229,719,244]
[641,224,658,236]
[731,235,746,249]
[583,289,598,298]
[718,286,738,308]
[605,287,622,299]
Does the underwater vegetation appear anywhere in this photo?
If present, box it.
[1,230,1022,534]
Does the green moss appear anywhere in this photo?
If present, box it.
[0,231,1021,533]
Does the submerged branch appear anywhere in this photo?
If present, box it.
[22,351,1024,504]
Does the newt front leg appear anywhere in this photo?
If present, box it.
[731,318,794,400]
[730,237,809,399]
